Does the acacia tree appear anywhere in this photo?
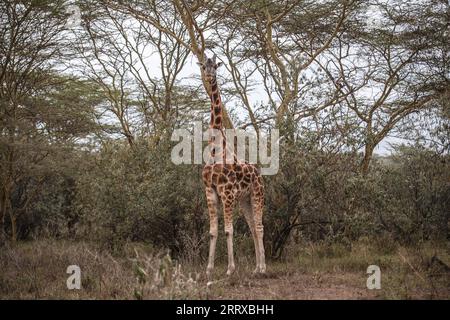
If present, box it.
[318,0,450,174]
[0,1,100,242]
[223,1,362,129]
[75,1,209,147]
[100,0,245,130]
[100,1,363,140]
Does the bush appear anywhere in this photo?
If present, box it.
[75,138,207,256]
[264,142,449,258]
[8,136,448,261]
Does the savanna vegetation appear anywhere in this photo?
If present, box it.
[0,0,449,299]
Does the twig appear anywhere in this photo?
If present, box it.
[397,249,427,284]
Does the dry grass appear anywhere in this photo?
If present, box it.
[0,240,203,299]
[0,239,448,299]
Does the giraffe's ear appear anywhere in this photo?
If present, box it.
[216,62,223,68]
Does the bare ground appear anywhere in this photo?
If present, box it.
[205,272,376,300]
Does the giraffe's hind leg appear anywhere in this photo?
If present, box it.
[205,187,219,279]
[251,183,266,273]
[222,196,236,276]
[240,196,260,273]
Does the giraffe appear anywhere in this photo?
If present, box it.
[198,54,266,277]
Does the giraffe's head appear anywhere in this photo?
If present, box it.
[198,54,222,82]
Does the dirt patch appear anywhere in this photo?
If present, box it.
[206,272,378,300]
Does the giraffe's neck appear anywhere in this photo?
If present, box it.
[208,76,222,130]
[207,76,236,163]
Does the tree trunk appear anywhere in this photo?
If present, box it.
[0,185,14,244]
[10,212,17,243]
[361,143,374,175]
[0,187,6,244]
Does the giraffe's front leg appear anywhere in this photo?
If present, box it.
[207,216,218,279]
[205,187,219,279]
[223,201,235,276]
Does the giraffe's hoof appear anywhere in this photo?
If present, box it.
[253,265,266,274]
[226,265,235,276]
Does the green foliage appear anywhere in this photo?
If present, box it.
[264,142,449,258]
[11,136,448,262]
[370,146,450,243]
[75,138,206,255]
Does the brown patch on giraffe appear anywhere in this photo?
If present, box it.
[218,175,228,184]
[224,164,234,171]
